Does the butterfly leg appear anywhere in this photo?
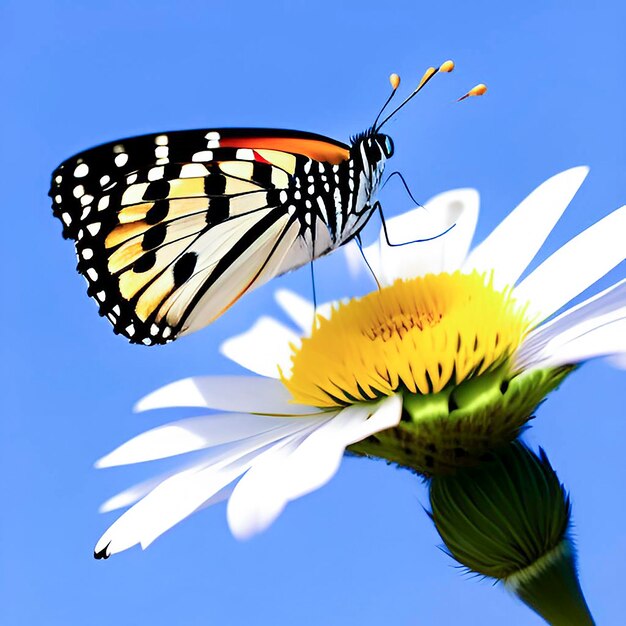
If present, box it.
[308,229,318,331]
[374,201,456,247]
[309,260,318,314]
[355,235,381,290]
[381,171,423,207]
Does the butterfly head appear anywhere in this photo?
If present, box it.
[350,131,394,193]
[376,133,395,159]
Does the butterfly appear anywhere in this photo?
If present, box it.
[49,62,459,345]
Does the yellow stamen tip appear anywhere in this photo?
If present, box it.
[389,73,401,90]
[439,60,455,73]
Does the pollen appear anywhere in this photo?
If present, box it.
[283,272,530,408]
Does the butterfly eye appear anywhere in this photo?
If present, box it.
[384,136,394,157]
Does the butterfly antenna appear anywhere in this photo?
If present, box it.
[372,73,402,131]
[376,60,455,131]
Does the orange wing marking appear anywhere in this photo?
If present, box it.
[220,137,349,165]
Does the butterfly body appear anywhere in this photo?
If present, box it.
[50,128,393,344]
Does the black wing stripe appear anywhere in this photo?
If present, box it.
[178,209,296,330]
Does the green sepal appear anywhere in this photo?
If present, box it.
[348,365,574,474]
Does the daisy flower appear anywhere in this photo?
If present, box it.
[94,166,625,559]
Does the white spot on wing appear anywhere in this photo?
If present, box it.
[155,146,168,159]
[87,222,101,236]
[74,163,89,178]
[87,267,99,281]
[148,166,165,181]
[334,187,343,232]
[316,196,328,221]
[236,148,255,160]
[155,135,168,146]
[192,150,213,162]
[180,163,209,178]
[115,153,129,167]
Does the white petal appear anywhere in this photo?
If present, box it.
[463,167,589,288]
[226,395,401,540]
[220,316,300,378]
[607,353,626,369]
[274,289,315,332]
[523,318,626,370]
[344,240,365,278]
[95,418,321,556]
[96,458,252,557]
[96,413,320,467]
[282,395,402,502]
[99,463,233,513]
[341,393,403,443]
[361,189,479,285]
[226,407,364,540]
[134,376,321,416]
[225,424,326,540]
[100,476,166,513]
[515,204,626,321]
[515,280,626,370]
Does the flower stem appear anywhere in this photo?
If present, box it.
[505,539,595,626]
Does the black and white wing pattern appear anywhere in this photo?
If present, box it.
[50,128,352,345]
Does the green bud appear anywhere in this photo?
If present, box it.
[428,442,594,625]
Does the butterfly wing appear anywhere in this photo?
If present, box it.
[50,129,350,344]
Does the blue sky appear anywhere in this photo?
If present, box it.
[2,1,625,624]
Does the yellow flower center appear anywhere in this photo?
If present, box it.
[283,271,530,408]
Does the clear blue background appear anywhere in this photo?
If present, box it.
[2,1,625,624]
